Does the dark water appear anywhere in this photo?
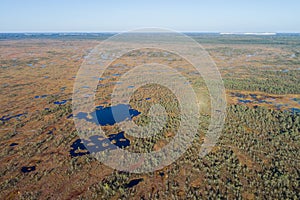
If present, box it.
[231,92,247,98]
[76,104,140,126]
[21,166,36,173]
[108,132,130,148]
[10,143,18,147]
[291,108,300,114]
[71,104,139,156]
[54,100,67,105]
[0,113,25,122]
[96,104,140,125]
[238,99,272,104]
[69,132,130,157]
[67,114,73,119]
[238,99,252,104]
[70,139,90,157]
[292,98,300,104]
[159,172,165,177]
[35,95,47,99]
[257,100,272,104]
[125,178,144,188]
[234,93,276,105]
[249,94,257,98]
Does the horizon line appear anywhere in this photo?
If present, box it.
[1,31,300,34]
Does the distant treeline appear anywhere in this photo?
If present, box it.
[0,33,115,41]
[1,33,300,45]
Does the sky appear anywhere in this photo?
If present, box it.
[0,0,299,33]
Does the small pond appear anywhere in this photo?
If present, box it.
[21,166,36,173]
[125,178,144,188]
[76,104,140,126]
[70,131,130,157]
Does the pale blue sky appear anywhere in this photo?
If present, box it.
[0,0,299,32]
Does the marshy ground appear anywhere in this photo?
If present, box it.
[0,34,299,199]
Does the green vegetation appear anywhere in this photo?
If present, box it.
[73,105,300,199]
[225,70,300,94]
